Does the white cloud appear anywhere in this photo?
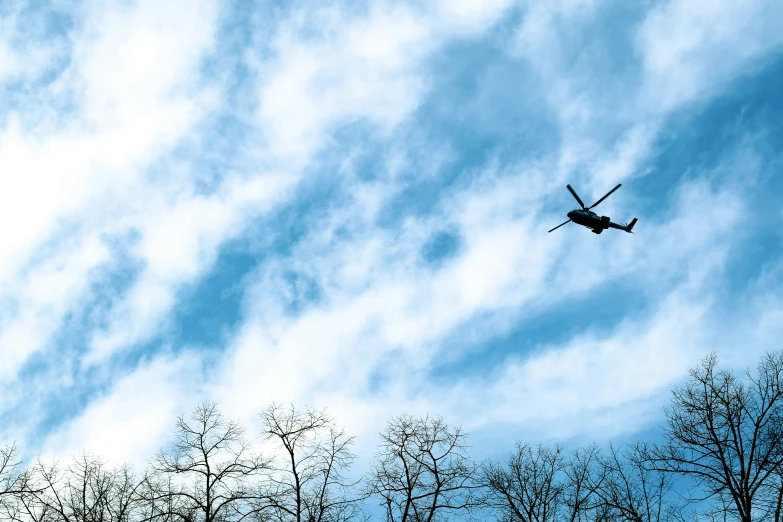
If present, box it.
[87,172,295,363]
[0,2,64,86]
[257,3,433,165]
[0,235,109,381]
[588,123,660,188]
[83,0,521,366]
[637,0,783,112]
[40,353,203,467]
[0,39,21,82]
[209,156,749,449]
[0,0,229,422]
[507,0,783,190]
[434,0,514,35]
[0,0,296,378]
[71,0,219,126]
[256,0,518,167]
[3,0,782,472]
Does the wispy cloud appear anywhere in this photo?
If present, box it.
[1,0,782,470]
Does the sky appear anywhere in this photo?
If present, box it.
[0,0,782,470]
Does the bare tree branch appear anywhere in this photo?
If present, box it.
[257,404,364,522]
[482,442,611,522]
[593,444,684,522]
[149,402,270,522]
[642,352,783,522]
[366,415,481,522]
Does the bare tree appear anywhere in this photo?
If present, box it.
[593,445,681,522]
[0,444,36,521]
[482,443,603,522]
[149,402,269,522]
[563,445,605,522]
[366,415,480,522]
[7,451,144,522]
[138,473,194,522]
[106,464,146,522]
[644,352,783,522]
[258,404,362,522]
[483,443,567,522]
[1,444,27,495]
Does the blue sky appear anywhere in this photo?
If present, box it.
[1,0,782,468]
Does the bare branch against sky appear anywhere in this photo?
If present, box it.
[259,404,365,522]
[366,415,481,522]
[148,402,271,522]
[644,352,783,522]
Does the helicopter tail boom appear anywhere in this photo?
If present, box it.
[625,218,638,233]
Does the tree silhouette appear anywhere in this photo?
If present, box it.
[644,352,783,522]
[366,415,480,522]
[594,444,680,522]
[6,451,144,522]
[258,404,363,522]
[148,402,270,522]
[0,444,38,522]
[483,443,605,522]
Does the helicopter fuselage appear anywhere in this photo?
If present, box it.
[567,209,625,234]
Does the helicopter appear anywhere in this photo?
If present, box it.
[548,183,637,234]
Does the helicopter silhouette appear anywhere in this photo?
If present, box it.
[548,183,637,234]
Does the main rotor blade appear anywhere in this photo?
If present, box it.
[548,219,571,233]
[588,183,622,209]
[566,185,586,209]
